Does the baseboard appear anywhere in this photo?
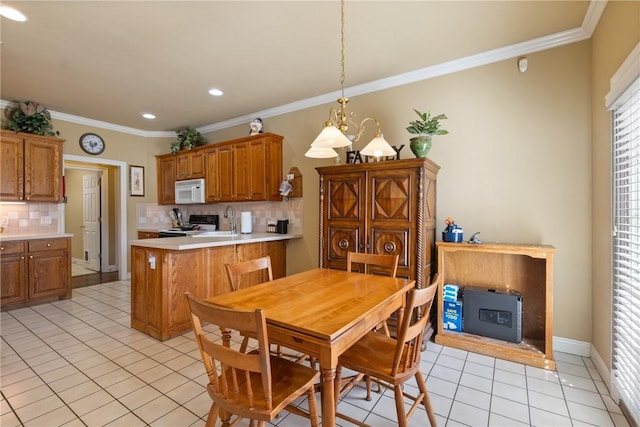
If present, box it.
[553,336,591,357]
[590,344,612,393]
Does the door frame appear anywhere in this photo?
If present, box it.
[63,154,127,281]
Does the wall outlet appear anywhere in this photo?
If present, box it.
[40,216,52,225]
[0,217,8,227]
[287,174,294,180]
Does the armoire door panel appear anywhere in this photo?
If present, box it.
[327,226,360,262]
[369,228,410,268]
[326,175,363,220]
[370,175,412,221]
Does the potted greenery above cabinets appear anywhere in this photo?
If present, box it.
[170,127,207,153]
[406,109,448,158]
[5,101,59,136]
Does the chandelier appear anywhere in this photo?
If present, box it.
[305,0,395,160]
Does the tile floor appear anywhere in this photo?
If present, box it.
[0,281,632,427]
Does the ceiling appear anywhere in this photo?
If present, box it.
[0,1,592,134]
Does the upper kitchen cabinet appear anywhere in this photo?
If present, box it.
[176,150,204,180]
[160,133,283,205]
[231,133,283,202]
[316,158,439,290]
[156,154,176,205]
[0,130,65,202]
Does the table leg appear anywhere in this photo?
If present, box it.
[320,364,337,426]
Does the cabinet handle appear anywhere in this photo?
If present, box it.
[29,255,33,259]
[47,243,51,247]
[21,256,24,260]
[0,246,4,251]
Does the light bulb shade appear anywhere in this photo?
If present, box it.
[360,134,395,158]
[305,145,339,158]
[311,124,352,148]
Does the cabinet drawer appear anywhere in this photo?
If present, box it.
[0,241,26,255]
[28,238,68,252]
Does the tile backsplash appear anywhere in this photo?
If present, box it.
[136,198,303,234]
[0,203,62,237]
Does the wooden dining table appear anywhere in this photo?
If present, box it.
[205,267,415,426]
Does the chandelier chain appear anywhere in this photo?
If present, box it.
[340,0,346,98]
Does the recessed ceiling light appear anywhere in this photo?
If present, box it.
[142,113,156,119]
[0,6,27,22]
[208,88,223,96]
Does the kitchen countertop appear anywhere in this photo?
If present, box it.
[129,232,301,250]
[0,233,73,242]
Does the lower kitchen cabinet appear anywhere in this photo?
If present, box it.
[131,240,286,341]
[1,237,71,310]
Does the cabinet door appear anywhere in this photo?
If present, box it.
[204,147,220,202]
[218,145,234,201]
[157,155,176,205]
[28,250,69,299]
[206,245,236,296]
[266,136,283,201]
[1,254,27,305]
[176,152,191,180]
[263,240,286,279]
[24,137,62,202]
[130,247,163,335]
[321,172,366,269]
[367,168,417,277]
[0,133,24,201]
[233,142,250,200]
[248,139,267,200]
[190,151,205,178]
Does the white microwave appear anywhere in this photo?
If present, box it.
[175,178,205,204]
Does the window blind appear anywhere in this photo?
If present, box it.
[612,76,640,424]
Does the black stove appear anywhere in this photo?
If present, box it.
[158,214,219,238]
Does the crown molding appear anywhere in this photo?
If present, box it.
[2,0,606,138]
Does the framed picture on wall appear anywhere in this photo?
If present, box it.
[130,165,145,197]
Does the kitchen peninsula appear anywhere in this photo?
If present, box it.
[130,232,300,341]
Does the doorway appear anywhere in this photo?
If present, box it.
[63,155,128,283]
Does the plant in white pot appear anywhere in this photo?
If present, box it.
[406,109,448,158]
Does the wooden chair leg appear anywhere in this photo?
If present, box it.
[416,371,437,426]
[306,384,320,427]
[394,384,408,427]
[206,403,219,427]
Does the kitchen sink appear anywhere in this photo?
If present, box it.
[191,231,239,238]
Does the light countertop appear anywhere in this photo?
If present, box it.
[129,232,302,250]
[0,233,73,242]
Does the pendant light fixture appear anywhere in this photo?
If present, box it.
[305,0,395,160]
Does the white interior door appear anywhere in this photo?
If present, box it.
[83,172,101,271]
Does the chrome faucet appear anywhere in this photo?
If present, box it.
[224,205,237,233]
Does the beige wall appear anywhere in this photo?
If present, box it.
[201,41,593,342]
[591,1,640,368]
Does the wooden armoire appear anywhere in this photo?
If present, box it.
[316,157,439,290]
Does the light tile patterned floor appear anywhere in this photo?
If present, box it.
[0,281,632,427]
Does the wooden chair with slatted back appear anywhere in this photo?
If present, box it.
[226,255,273,292]
[346,251,399,279]
[185,292,320,427]
[347,251,399,336]
[226,256,307,362]
[335,274,440,427]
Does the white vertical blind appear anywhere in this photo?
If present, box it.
[612,76,640,424]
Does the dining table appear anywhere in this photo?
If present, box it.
[205,267,415,426]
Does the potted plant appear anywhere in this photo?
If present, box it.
[5,100,59,136]
[406,109,448,158]
[170,127,207,153]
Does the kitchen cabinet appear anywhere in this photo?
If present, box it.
[131,239,286,340]
[137,231,159,239]
[176,150,204,180]
[156,155,176,205]
[1,237,71,310]
[0,130,64,202]
[316,158,439,290]
[158,133,283,205]
[435,242,556,369]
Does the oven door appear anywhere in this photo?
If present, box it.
[158,231,187,238]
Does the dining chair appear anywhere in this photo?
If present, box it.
[226,256,308,363]
[346,251,399,336]
[335,274,440,427]
[226,255,273,292]
[184,292,320,427]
